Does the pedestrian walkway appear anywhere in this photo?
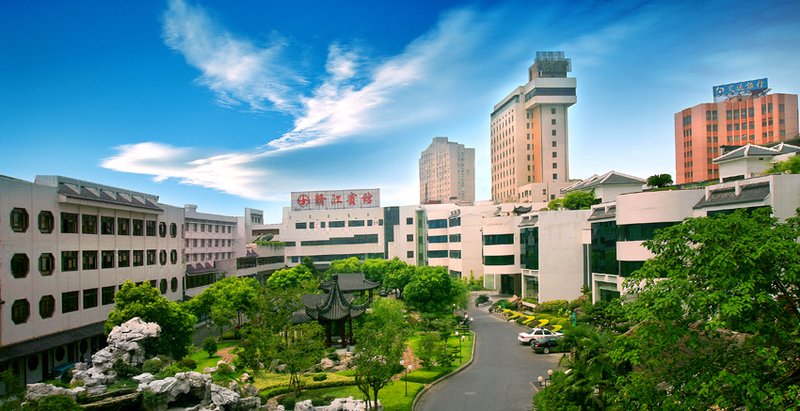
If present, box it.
[414,293,560,411]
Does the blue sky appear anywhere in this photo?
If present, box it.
[2,0,799,222]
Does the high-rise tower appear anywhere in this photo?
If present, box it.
[419,137,475,205]
[490,51,576,203]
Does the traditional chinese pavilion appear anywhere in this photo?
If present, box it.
[292,273,380,347]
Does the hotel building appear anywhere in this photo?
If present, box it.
[674,79,798,184]
[490,51,576,203]
[0,175,185,383]
[419,137,475,205]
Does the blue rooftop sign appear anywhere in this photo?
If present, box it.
[713,78,768,100]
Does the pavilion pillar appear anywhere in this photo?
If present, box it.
[340,320,347,348]
[325,321,332,348]
[348,317,354,345]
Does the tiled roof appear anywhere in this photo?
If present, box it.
[519,215,539,227]
[588,205,616,221]
[57,182,162,211]
[321,273,380,292]
[513,206,532,215]
[713,144,782,163]
[693,182,771,209]
[300,276,368,322]
[563,171,645,193]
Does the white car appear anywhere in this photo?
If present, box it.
[518,327,562,344]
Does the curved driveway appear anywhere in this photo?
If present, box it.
[415,295,560,411]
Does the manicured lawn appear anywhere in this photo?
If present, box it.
[189,340,240,371]
[293,379,425,411]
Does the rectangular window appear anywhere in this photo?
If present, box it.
[82,214,97,234]
[551,141,557,147]
[102,286,115,305]
[61,251,78,272]
[406,217,413,225]
[82,250,97,270]
[118,218,130,235]
[61,213,78,233]
[552,162,558,168]
[407,251,414,258]
[553,173,558,180]
[295,222,307,229]
[483,255,515,265]
[132,219,144,236]
[83,288,98,309]
[101,216,115,235]
[427,219,447,229]
[133,250,144,267]
[552,152,557,158]
[329,221,345,228]
[146,220,156,236]
[101,250,115,269]
[118,250,130,267]
[428,235,448,243]
[348,220,365,227]
[407,234,413,242]
[551,108,556,114]
[551,130,557,136]
[428,250,448,258]
[146,250,156,265]
[62,291,79,313]
[551,119,556,125]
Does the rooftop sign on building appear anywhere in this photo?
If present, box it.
[713,78,768,102]
[291,189,380,211]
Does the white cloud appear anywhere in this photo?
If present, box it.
[163,0,300,112]
[101,142,281,201]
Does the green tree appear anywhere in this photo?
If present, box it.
[301,256,320,279]
[548,190,599,210]
[360,258,390,284]
[353,299,410,410]
[645,173,673,188]
[326,256,362,274]
[765,154,800,174]
[106,281,196,359]
[614,208,800,409]
[403,266,465,313]
[277,322,326,395]
[383,260,414,298]
[202,337,218,358]
[186,276,260,336]
[266,265,317,291]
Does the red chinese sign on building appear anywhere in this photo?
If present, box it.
[291,189,380,211]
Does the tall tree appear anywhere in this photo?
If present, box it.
[383,260,415,298]
[266,265,317,291]
[186,276,260,335]
[353,299,410,410]
[326,256,362,275]
[403,266,456,313]
[277,322,326,395]
[616,208,800,408]
[106,281,196,359]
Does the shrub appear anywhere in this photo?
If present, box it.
[475,295,490,306]
[202,337,218,358]
[142,358,164,374]
[281,395,296,409]
[311,397,328,406]
[326,348,339,361]
[112,359,141,380]
[312,372,327,382]
[217,362,234,375]
[28,394,82,411]
[142,391,167,411]
[536,300,569,315]
[177,357,197,370]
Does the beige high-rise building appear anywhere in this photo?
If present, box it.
[419,137,475,205]
[490,51,576,203]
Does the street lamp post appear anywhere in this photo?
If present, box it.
[400,360,408,396]
[460,335,465,360]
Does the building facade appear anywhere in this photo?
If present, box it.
[675,84,798,184]
[419,137,475,205]
[490,51,576,203]
[0,175,185,383]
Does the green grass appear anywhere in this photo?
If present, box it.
[293,379,425,411]
[189,340,240,371]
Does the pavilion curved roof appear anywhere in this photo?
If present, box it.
[321,273,380,292]
[300,275,369,321]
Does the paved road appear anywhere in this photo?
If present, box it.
[415,295,560,411]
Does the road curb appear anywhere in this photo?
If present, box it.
[411,329,477,411]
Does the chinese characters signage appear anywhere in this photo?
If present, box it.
[291,189,380,211]
[713,78,768,101]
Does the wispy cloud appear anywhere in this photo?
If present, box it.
[162,0,301,112]
[101,142,278,200]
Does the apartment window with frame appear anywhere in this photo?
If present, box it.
[101,250,115,269]
[133,250,144,267]
[61,212,78,233]
[146,249,156,265]
[132,219,143,236]
[62,251,78,271]
[551,130,557,136]
[552,162,558,169]
[118,218,130,235]
[82,214,97,234]
[407,251,414,258]
[11,299,30,324]
[170,249,178,264]
[83,288,98,309]
[553,173,558,180]
[82,250,98,270]
[39,295,55,318]
[159,250,167,265]
[159,222,167,238]
[10,208,29,233]
[102,286,115,305]
[170,223,177,238]
[118,250,130,267]
[146,220,156,236]
[551,108,556,114]
[11,254,29,278]
[38,211,54,233]
[39,253,55,275]
[552,152,557,158]
[62,291,79,313]
[101,216,115,235]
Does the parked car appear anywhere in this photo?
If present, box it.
[531,336,563,354]
[517,327,563,344]
[378,289,389,297]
